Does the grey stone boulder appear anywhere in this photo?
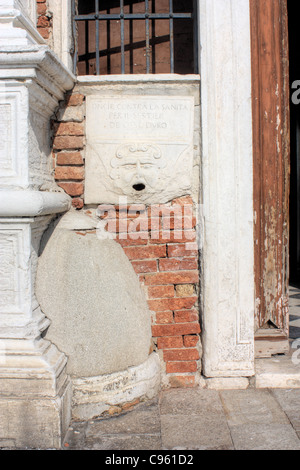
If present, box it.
[36,211,152,378]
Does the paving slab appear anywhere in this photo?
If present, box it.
[271,389,300,432]
[160,388,224,415]
[220,389,300,450]
[160,414,234,450]
[219,389,290,427]
[160,389,233,450]
[228,423,300,450]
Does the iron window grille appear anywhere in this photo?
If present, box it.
[73,0,198,75]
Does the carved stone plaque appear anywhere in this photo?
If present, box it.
[85,95,194,204]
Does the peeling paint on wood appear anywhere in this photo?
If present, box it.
[250,0,290,355]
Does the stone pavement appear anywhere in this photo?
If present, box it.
[63,387,300,451]
[62,285,300,451]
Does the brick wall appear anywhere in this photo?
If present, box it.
[52,92,202,388]
[99,201,201,388]
[36,0,51,40]
[52,92,86,209]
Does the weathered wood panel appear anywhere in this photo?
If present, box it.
[250,0,290,355]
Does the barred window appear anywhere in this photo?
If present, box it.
[73,0,198,75]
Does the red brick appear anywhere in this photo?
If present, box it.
[115,204,148,213]
[174,309,199,323]
[152,323,200,337]
[98,208,147,221]
[37,16,50,27]
[163,349,200,362]
[161,216,183,231]
[54,122,84,136]
[155,311,174,324]
[37,3,47,14]
[148,297,197,312]
[149,230,196,244]
[72,198,84,210]
[166,361,198,374]
[128,217,156,233]
[159,258,198,272]
[169,376,195,388]
[55,166,84,181]
[116,236,149,247]
[151,219,163,232]
[101,217,123,233]
[167,243,198,258]
[66,94,85,107]
[148,285,175,299]
[57,182,84,197]
[127,212,148,221]
[127,219,153,233]
[157,337,183,349]
[106,219,150,235]
[183,335,200,348]
[171,196,194,206]
[123,245,166,261]
[144,271,199,286]
[138,274,146,283]
[53,136,84,150]
[37,27,50,39]
[131,260,157,274]
[127,205,148,217]
[162,216,197,231]
[97,206,119,219]
[56,152,84,166]
[150,205,182,218]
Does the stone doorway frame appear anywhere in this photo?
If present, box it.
[199,0,255,378]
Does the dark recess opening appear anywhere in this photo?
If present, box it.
[288,0,300,287]
[74,0,196,75]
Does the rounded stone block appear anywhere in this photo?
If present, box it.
[36,211,152,378]
[71,352,161,421]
